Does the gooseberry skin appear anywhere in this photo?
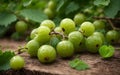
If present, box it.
[26,40,40,57]
[56,40,74,58]
[30,28,38,39]
[93,20,105,30]
[68,31,83,52]
[106,30,119,44]
[85,35,103,53]
[48,0,56,10]
[73,13,86,26]
[40,20,55,30]
[34,26,51,45]
[15,21,28,34]
[44,8,54,19]
[10,55,25,70]
[60,18,75,35]
[37,45,56,63]
[93,32,105,43]
[79,22,95,37]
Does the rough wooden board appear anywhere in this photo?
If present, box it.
[0,39,120,75]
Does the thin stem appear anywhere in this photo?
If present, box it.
[50,31,68,40]
[107,19,120,31]
[17,47,28,54]
[94,17,120,20]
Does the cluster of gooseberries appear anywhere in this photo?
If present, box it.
[10,13,120,70]
[27,15,119,62]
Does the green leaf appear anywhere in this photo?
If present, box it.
[94,0,110,6]
[56,0,91,18]
[69,58,80,68]
[7,2,17,11]
[0,12,17,26]
[104,0,120,18]
[23,0,32,7]
[20,9,48,23]
[69,58,89,71]
[99,45,115,58]
[65,1,79,15]
[49,37,60,48]
[56,0,66,12]
[0,50,15,71]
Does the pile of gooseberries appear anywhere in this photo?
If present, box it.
[10,14,120,70]
[27,16,119,63]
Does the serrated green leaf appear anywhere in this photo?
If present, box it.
[69,58,80,68]
[7,2,17,11]
[104,0,120,18]
[0,12,17,26]
[105,46,114,57]
[20,9,48,23]
[75,61,89,70]
[65,1,79,15]
[69,58,89,71]
[0,50,15,71]
[99,45,115,58]
[94,0,110,6]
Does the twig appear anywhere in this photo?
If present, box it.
[50,31,68,40]
[17,47,28,54]
[94,17,120,21]
[107,19,120,30]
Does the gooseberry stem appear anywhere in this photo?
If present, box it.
[17,47,28,54]
[94,17,120,20]
[50,31,68,40]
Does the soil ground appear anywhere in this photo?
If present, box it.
[0,38,120,75]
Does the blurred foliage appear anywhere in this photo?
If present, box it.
[0,0,119,38]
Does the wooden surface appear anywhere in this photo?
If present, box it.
[0,39,120,75]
